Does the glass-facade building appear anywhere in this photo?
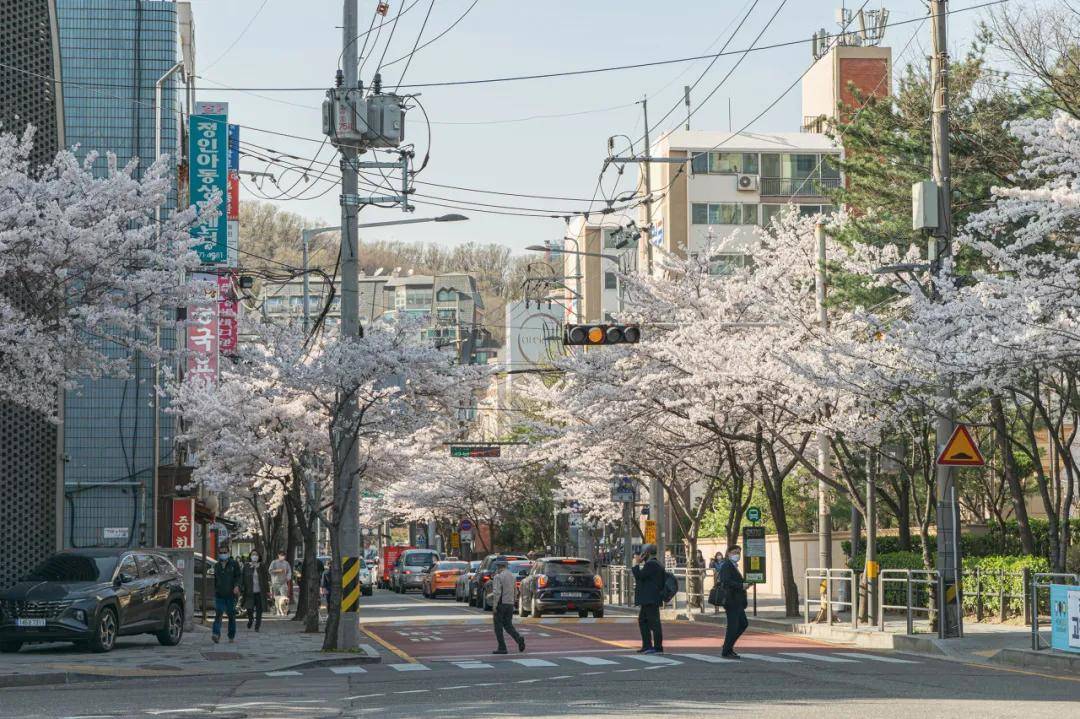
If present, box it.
[56,0,181,549]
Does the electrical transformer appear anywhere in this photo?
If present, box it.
[322,88,405,149]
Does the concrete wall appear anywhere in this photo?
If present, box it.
[697,532,848,599]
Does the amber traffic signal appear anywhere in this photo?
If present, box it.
[563,323,641,346]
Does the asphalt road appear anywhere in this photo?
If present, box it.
[1,589,1076,719]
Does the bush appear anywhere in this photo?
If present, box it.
[963,555,1049,620]
[1067,543,1080,574]
[842,536,922,558]
[848,551,931,609]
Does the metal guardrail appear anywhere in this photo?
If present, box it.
[603,565,751,615]
[878,569,937,635]
[1030,572,1079,650]
[804,568,859,628]
[967,567,1031,623]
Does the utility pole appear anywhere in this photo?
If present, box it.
[866,451,877,625]
[930,0,962,639]
[814,220,832,578]
[335,0,361,651]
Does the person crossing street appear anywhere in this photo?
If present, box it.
[717,545,749,658]
[490,559,525,655]
[632,543,665,654]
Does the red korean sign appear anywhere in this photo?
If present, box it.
[217,273,238,354]
[171,498,195,549]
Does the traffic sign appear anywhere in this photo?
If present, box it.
[610,475,636,503]
[746,506,762,523]
[936,424,985,466]
[644,520,657,544]
[450,532,461,550]
[450,444,501,458]
[459,519,473,532]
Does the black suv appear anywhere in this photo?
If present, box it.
[0,549,185,653]
[518,557,604,618]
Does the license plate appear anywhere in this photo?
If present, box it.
[16,618,46,628]
[562,592,584,598]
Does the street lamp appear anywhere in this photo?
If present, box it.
[300,214,469,330]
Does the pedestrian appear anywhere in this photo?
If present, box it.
[694,549,705,570]
[664,549,677,570]
[632,543,664,654]
[242,552,267,632]
[717,545,749,658]
[268,550,292,616]
[708,551,726,615]
[490,559,525,655]
[211,544,242,644]
[320,560,331,608]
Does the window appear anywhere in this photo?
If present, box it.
[708,253,748,276]
[153,555,175,575]
[436,288,456,302]
[708,152,741,173]
[761,152,780,177]
[741,153,759,175]
[691,203,708,225]
[265,296,284,311]
[604,272,618,290]
[740,204,759,225]
[691,152,709,174]
[761,204,786,226]
[821,154,840,179]
[288,295,304,309]
[136,554,157,576]
[406,288,433,308]
[117,554,138,580]
[603,229,622,249]
[791,153,818,178]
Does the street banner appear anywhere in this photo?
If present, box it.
[227,172,239,220]
[743,525,766,583]
[644,520,656,545]
[218,273,238,355]
[186,272,220,384]
[189,113,229,264]
[228,123,240,171]
[1050,583,1080,653]
[171,498,195,549]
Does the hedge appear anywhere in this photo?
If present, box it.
[841,518,1080,562]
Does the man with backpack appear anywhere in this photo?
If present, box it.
[632,543,672,654]
[716,545,749,658]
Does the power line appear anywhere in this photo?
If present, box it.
[201,0,271,73]
[383,0,481,72]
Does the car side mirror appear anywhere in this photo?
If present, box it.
[113,573,131,587]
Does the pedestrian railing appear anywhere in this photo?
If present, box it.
[804,568,859,628]
[878,569,937,635]
[965,567,1031,623]
[601,565,719,614]
[1030,572,1079,650]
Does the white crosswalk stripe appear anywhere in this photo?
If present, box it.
[836,652,918,664]
[779,652,859,663]
[389,663,431,671]
[329,666,367,675]
[265,670,302,676]
[511,658,558,667]
[672,653,737,663]
[628,654,682,665]
[565,656,619,666]
[738,653,801,663]
[452,661,493,670]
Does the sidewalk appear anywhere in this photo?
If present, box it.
[648,593,1080,676]
[0,614,379,689]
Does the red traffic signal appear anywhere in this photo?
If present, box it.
[563,324,641,346]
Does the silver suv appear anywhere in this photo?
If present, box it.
[392,550,440,593]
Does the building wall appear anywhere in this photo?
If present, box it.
[0,0,65,590]
[57,0,181,550]
[801,45,891,127]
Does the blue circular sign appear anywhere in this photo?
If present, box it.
[459,519,473,532]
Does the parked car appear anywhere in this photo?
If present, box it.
[0,549,185,653]
[454,561,481,602]
[391,549,440,593]
[468,554,527,610]
[422,560,469,598]
[518,556,604,619]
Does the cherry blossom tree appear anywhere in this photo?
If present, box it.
[0,127,206,416]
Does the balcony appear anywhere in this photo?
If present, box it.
[760,176,841,198]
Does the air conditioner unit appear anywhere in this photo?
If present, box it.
[736,173,759,192]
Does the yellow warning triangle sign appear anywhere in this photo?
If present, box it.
[936,424,985,466]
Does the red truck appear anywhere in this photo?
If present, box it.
[379,545,414,589]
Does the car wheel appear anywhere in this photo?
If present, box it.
[593,609,604,619]
[90,607,117,653]
[0,640,22,653]
[532,596,542,619]
[156,602,184,646]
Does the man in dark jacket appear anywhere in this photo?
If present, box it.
[211,544,243,644]
[717,545,749,658]
[631,543,664,654]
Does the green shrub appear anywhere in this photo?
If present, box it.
[962,555,1049,620]
[848,551,931,609]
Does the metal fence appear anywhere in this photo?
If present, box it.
[1030,572,1079,650]
[602,565,759,615]
[878,569,937,634]
[804,568,860,628]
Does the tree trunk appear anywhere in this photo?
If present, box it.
[991,395,1035,555]
[766,479,800,616]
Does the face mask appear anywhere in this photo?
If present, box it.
[219,553,229,560]
[729,554,741,563]
[251,555,259,563]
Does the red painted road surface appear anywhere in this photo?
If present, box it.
[362,619,838,662]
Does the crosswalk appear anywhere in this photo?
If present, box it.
[266,650,920,679]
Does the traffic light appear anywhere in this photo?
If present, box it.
[563,323,641,346]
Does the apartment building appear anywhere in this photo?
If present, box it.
[263,272,497,366]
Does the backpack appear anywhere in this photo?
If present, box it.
[661,570,678,603]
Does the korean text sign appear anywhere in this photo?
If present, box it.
[172,498,195,549]
[1049,583,1080,653]
[189,114,228,263]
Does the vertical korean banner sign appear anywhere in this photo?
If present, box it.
[218,273,238,355]
[186,272,219,384]
[189,114,228,264]
[171,497,195,549]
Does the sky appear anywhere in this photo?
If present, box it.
[189,0,994,255]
